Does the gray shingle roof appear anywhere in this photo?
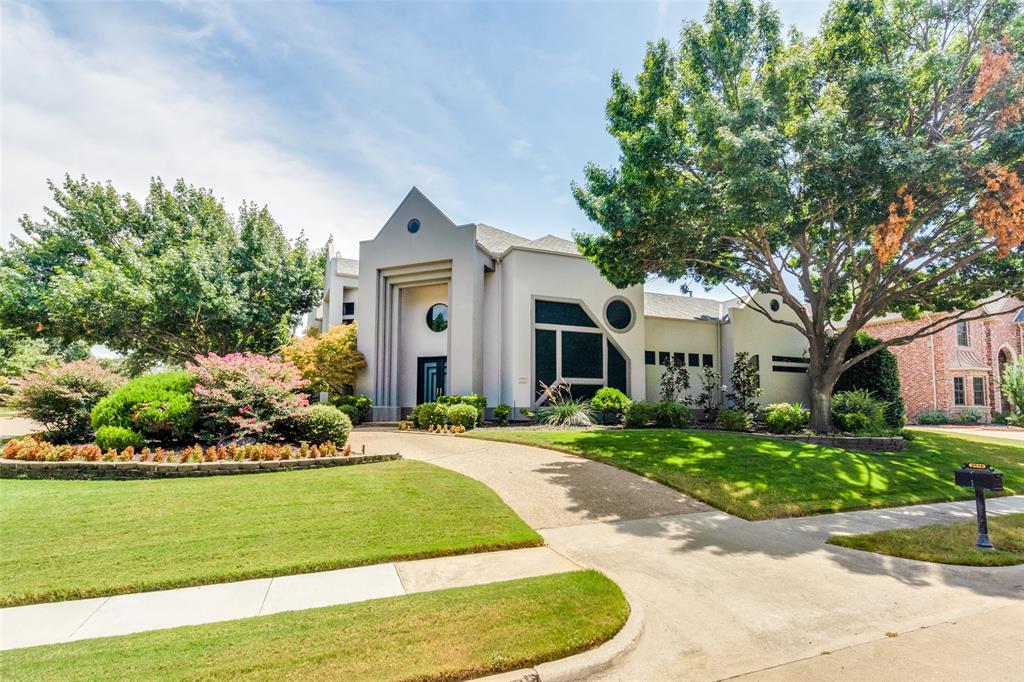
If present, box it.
[523,234,580,255]
[474,224,531,256]
[643,292,724,321]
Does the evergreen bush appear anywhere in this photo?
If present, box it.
[833,332,905,427]
[91,371,196,441]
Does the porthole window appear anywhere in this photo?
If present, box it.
[770,299,780,312]
[604,298,634,332]
[407,218,421,234]
[426,303,448,332]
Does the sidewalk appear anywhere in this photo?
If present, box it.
[0,546,579,651]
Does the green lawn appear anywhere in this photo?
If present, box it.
[464,429,1023,520]
[0,571,628,682]
[0,460,541,606]
[829,513,1024,566]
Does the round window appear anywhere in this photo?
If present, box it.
[407,218,421,234]
[426,303,448,332]
[605,298,634,331]
[770,299,780,312]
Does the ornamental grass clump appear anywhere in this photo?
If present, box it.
[187,353,309,440]
[764,403,810,434]
[12,360,124,442]
[535,384,593,427]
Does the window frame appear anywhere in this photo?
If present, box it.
[972,376,986,406]
[953,377,966,406]
[956,321,969,347]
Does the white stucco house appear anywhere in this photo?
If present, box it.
[308,188,811,421]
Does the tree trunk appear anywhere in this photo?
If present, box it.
[809,381,834,433]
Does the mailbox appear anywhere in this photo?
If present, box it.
[955,463,1004,491]
[954,462,1002,550]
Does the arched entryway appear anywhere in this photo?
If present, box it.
[998,347,1015,412]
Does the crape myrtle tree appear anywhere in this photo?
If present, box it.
[0,176,324,372]
[573,0,1024,431]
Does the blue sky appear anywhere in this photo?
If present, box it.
[1,0,831,297]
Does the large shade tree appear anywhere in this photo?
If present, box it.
[0,176,324,371]
[574,0,1024,431]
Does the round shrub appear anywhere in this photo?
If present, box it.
[764,402,810,434]
[623,400,653,428]
[493,403,511,426]
[834,411,872,432]
[446,403,479,430]
[591,387,632,424]
[13,360,125,443]
[91,371,196,441]
[414,402,449,429]
[831,389,886,433]
[652,400,695,428]
[335,404,360,424]
[94,425,144,451]
[290,404,352,445]
[716,408,753,432]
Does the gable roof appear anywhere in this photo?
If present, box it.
[522,234,580,255]
[644,292,724,321]
[473,223,531,257]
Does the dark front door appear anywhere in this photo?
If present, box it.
[417,356,447,404]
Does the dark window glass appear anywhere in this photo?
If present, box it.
[562,332,603,378]
[673,352,685,364]
[953,377,965,405]
[771,355,808,364]
[751,354,761,389]
[535,330,557,396]
[956,321,969,346]
[644,351,655,366]
[605,299,633,330]
[342,302,355,316]
[607,341,627,393]
[773,365,807,373]
[426,303,448,332]
[688,353,699,367]
[973,377,986,405]
[535,300,597,327]
[702,354,713,367]
[564,383,602,401]
[659,351,670,366]
[407,218,420,233]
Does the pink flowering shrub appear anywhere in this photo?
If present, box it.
[13,360,125,442]
[187,353,309,439]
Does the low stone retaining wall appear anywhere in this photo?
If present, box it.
[0,453,401,480]
[770,434,904,452]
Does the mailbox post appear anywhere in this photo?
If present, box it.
[954,463,1004,550]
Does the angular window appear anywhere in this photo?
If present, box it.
[644,351,655,366]
[561,332,603,378]
[702,354,713,367]
[535,300,597,327]
[607,341,627,394]
[956,321,969,346]
[953,377,966,405]
[972,377,986,406]
[535,330,557,396]
[688,353,699,367]
[342,302,355,316]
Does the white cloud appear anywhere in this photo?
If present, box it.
[0,2,388,258]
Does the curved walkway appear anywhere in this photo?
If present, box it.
[351,430,1024,682]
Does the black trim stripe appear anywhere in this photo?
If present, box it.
[773,365,807,373]
[771,355,809,364]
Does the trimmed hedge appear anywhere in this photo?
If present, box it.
[94,425,145,451]
[287,404,352,445]
[446,404,479,430]
[91,371,196,441]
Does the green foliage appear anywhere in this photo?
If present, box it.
[591,387,632,424]
[716,408,753,432]
[572,0,1024,431]
[446,404,479,430]
[0,327,90,378]
[1008,412,1024,427]
[13,360,124,442]
[652,400,695,428]
[535,385,594,427]
[414,402,447,429]
[727,352,762,414]
[493,403,511,426]
[992,411,1009,425]
[955,407,984,424]
[998,356,1024,413]
[282,324,366,397]
[834,333,905,427]
[764,403,810,434]
[622,400,653,428]
[91,371,196,442]
[93,425,144,451]
[438,394,487,424]
[917,410,949,425]
[288,404,352,445]
[658,356,691,402]
[0,176,324,369]
[832,389,887,433]
[694,366,721,416]
[330,394,373,425]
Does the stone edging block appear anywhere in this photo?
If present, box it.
[0,453,401,480]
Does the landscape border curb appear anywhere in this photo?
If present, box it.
[474,591,644,682]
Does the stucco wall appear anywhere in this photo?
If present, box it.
[643,317,719,402]
[397,283,449,407]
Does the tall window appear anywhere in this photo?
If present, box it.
[972,377,986,406]
[342,301,355,317]
[956,321,969,346]
[953,377,966,405]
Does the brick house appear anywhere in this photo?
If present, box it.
[864,298,1024,423]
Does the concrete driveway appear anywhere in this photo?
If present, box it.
[0,415,40,440]
[350,430,1024,682]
